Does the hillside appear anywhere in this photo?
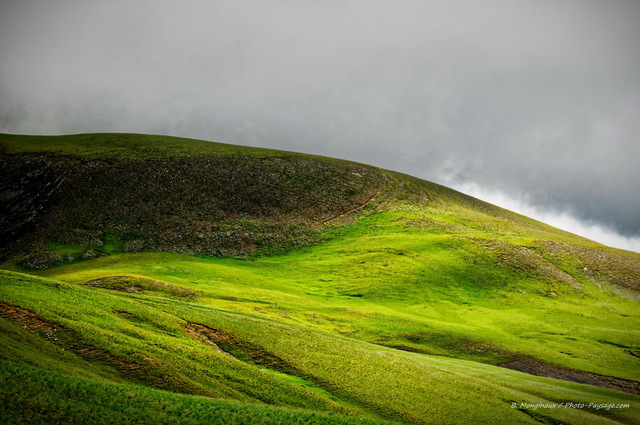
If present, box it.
[1,133,639,424]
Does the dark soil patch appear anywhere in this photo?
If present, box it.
[185,323,303,376]
[499,357,640,395]
[86,276,200,298]
[0,302,202,394]
[0,301,72,344]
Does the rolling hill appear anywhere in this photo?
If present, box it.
[1,133,639,424]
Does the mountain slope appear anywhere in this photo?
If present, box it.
[1,132,592,263]
[1,270,637,425]
[0,133,392,259]
[1,133,639,424]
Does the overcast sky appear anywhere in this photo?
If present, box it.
[1,0,639,251]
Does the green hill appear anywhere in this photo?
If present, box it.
[1,133,638,424]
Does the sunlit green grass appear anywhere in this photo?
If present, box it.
[37,206,640,383]
[0,361,397,425]
[1,270,638,424]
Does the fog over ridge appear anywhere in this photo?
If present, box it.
[1,0,638,251]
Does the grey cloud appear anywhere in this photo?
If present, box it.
[1,0,639,245]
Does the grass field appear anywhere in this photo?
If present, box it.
[1,269,638,425]
[1,133,639,424]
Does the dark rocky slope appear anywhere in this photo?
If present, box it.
[2,134,409,264]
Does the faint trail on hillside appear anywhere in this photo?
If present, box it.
[320,187,384,226]
[318,171,406,227]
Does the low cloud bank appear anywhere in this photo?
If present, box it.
[451,181,640,253]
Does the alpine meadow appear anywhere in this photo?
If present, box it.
[1,133,638,425]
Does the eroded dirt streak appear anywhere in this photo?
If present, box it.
[0,302,203,394]
[500,357,640,395]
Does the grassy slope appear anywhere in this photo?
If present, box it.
[1,270,637,425]
[0,362,395,425]
[1,133,639,424]
[36,212,640,382]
